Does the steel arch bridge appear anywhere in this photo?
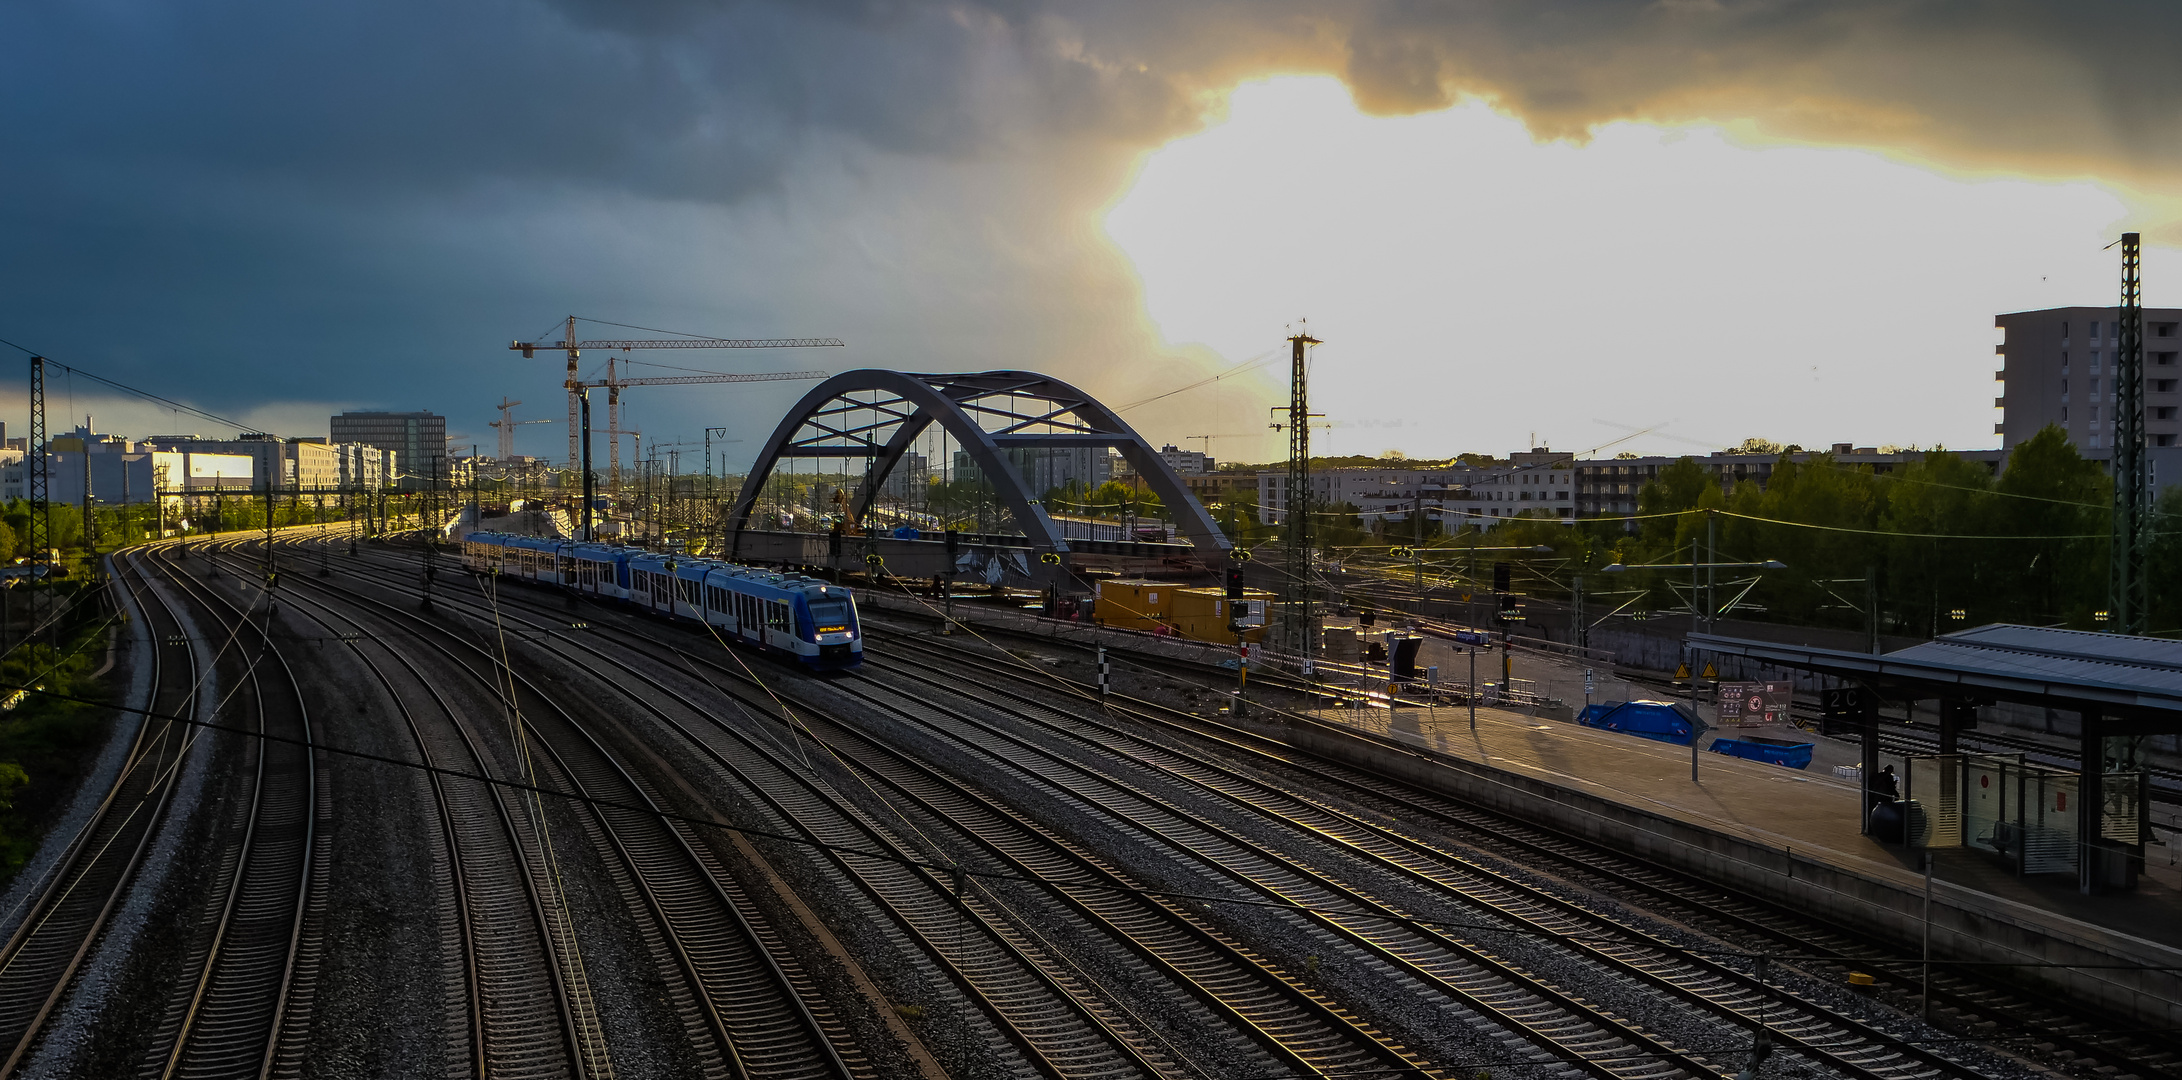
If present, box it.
[723,370,1230,578]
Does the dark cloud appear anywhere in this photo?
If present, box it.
[1,0,2178,453]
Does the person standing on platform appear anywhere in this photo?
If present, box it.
[1874,764,1900,801]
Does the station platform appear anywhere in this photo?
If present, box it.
[1310,698,2182,948]
[1275,698,2182,1026]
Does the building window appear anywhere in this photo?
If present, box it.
[2090,378,2100,394]
[2091,406,2100,422]
[2090,434,2101,448]
[2062,407,2069,421]
[2156,407,2178,421]
[2090,321,2101,338]
[2091,352,2102,369]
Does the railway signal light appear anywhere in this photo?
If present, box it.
[1225,566,1245,599]
[1492,561,1512,594]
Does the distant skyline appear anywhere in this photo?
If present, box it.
[4,2,2179,469]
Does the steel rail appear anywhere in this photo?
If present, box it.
[289,539,1175,1079]
[829,671,1715,1080]
[862,648,1987,1080]
[880,628,2179,1080]
[408,558,1438,1079]
[338,543,1696,1078]
[0,551,195,1076]
[140,543,319,1080]
[239,563,590,1078]
[236,539,864,1080]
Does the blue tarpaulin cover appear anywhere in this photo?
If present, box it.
[1574,700,1700,745]
[1707,735,1814,769]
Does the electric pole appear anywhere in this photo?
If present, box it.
[1273,328,1322,673]
[2113,232,2149,635]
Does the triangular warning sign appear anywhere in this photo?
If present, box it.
[1702,663,1718,679]
[1674,663,1691,680]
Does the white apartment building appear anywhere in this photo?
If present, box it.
[1255,449,1577,530]
[1157,444,1214,476]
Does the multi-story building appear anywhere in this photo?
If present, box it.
[332,410,447,489]
[1157,444,1214,476]
[1571,444,2008,520]
[1255,449,1577,529]
[880,451,929,499]
[140,435,392,493]
[1994,307,2182,452]
[952,447,1115,494]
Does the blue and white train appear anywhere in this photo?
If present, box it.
[459,532,863,671]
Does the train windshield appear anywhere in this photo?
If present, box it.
[807,598,855,633]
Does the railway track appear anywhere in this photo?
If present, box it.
[219,537,869,1079]
[293,539,1173,1078]
[854,646,1991,1080]
[296,538,2179,1078]
[317,540,1708,1076]
[875,626,2182,1080]
[227,548,604,1077]
[132,543,325,1080]
[466,586,1449,1077]
[0,553,200,1074]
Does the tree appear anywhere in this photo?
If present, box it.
[1988,425,2108,627]
[1636,457,1712,546]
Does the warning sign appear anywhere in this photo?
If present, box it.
[1717,680,1793,727]
[1674,663,1691,680]
[1701,662,1718,680]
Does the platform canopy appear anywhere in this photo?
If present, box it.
[1689,623,2182,733]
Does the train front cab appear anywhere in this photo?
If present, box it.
[795,584,861,670]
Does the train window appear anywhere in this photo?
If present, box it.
[808,597,853,632]
[678,578,699,604]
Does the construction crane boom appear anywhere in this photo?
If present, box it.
[589,371,829,388]
[511,314,842,473]
[518,338,843,353]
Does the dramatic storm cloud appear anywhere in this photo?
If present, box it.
[1,1,2175,460]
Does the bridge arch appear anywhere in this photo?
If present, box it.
[723,369,1231,564]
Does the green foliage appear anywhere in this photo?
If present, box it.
[1596,426,2138,636]
[1318,502,1370,549]
[0,616,114,888]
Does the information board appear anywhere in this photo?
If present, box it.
[1716,680,1793,726]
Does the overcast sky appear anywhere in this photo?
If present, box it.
[5,1,2180,468]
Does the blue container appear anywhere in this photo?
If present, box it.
[1707,735,1815,770]
[1575,700,1699,746]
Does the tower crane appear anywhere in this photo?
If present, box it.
[510,315,840,473]
[488,397,551,460]
[580,355,829,493]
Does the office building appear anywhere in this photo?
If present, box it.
[332,410,448,489]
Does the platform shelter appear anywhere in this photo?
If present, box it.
[1690,624,2181,895]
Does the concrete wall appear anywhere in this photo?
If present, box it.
[1276,713,2182,1029]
